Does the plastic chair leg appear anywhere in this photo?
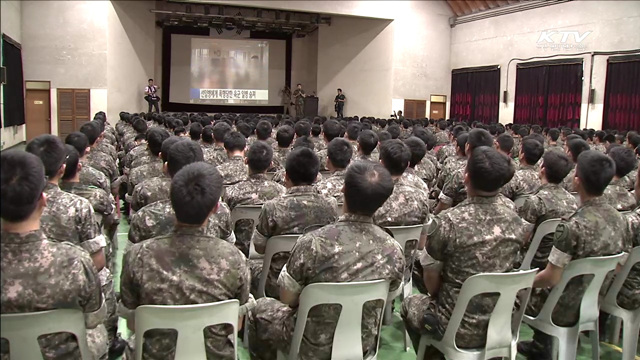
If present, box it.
[383,302,393,325]
[608,316,622,344]
[588,330,599,360]
[622,319,640,360]
[403,328,410,352]
[556,335,578,360]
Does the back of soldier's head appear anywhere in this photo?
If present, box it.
[404,137,426,168]
[276,125,295,148]
[213,122,232,143]
[357,130,378,155]
[608,146,636,178]
[285,147,319,186]
[170,162,222,225]
[256,120,272,140]
[147,128,171,156]
[547,128,560,141]
[628,133,640,149]
[456,133,469,156]
[311,124,322,137]
[132,118,148,135]
[576,150,615,196]
[327,138,352,169]
[247,141,273,173]
[378,131,392,143]
[466,146,514,194]
[65,132,90,157]
[189,122,203,141]
[292,136,315,151]
[294,121,312,138]
[322,119,342,142]
[566,134,582,143]
[567,139,590,162]
[496,133,514,153]
[379,139,411,176]
[26,135,66,179]
[236,122,253,139]
[346,122,362,141]
[526,133,546,147]
[438,121,447,130]
[521,139,544,165]
[167,140,204,177]
[451,125,466,139]
[412,128,436,151]
[62,145,81,180]
[160,137,184,163]
[595,130,606,142]
[344,161,393,217]
[79,122,101,146]
[542,151,572,184]
[1,151,46,222]
[224,131,246,152]
[202,125,214,144]
[467,128,494,153]
[387,125,401,139]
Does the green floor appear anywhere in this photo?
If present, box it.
[112,219,637,360]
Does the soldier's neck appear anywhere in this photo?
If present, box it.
[2,214,41,234]
[47,178,61,186]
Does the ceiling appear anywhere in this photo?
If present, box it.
[446,0,525,17]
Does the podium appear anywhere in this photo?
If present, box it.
[304,96,318,118]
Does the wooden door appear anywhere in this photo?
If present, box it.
[25,89,51,141]
[57,89,90,139]
[404,99,427,119]
[430,102,446,120]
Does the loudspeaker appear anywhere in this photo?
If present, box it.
[588,88,595,104]
[502,90,508,104]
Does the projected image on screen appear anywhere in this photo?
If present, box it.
[190,38,269,105]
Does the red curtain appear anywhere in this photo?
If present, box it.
[514,62,582,128]
[450,67,500,124]
[603,58,640,131]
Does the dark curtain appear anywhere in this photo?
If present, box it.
[602,58,640,131]
[514,61,582,128]
[450,67,500,124]
[1,34,25,127]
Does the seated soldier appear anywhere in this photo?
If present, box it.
[356,129,379,162]
[272,137,324,185]
[403,146,530,360]
[546,128,564,154]
[119,162,252,360]
[81,121,120,192]
[247,161,405,360]
[495,133,516,165]
[519,150,630,360]
[256,120,276,148]
[317,119,344,171]
[435,127,467,191]
[411,127,439,188]
[403,136,431,194]
[315,138,352,202]
[223,141,286,257]
[250,147,339,298]
[309,123,326,152]
[344,122,362,157]
[604,145,637,211]
[436,124,463,164]
[128,141,235,244]
[65,131,112,195]
[200,125,218,166]
[501,139,544,200]
[189,122,202,141]
[270,125,295,172]
[217,131,248,185]
[211,121,232,164]
[127,128,171,200]
[620,172,640,311]
[519,151,578,270]
[1,151,106,360]
[561,138,590,192]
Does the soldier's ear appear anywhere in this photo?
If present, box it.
[39,192,47,210]
[162,162,168,175]
[244,157,249,165]
[85,147,91,155]
[77,162,83,173]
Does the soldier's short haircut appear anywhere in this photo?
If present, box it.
[456,133,469,156]
[135,133,147,142]
[212,122,232,143]
[595,130,606,142]
[517,128,529,138]
[167,140,204,177]
[542,151,572,184]
[566,134,582,143]
[62,145,81,180]
[604,133,616,144]
[175,126,186,136]
[567,139,590,163]
[294,121,312,138]
[327,138,352,169]
[548,128,561,141]
[387,125,401,139]
[628,133,640,149]
[412,128,436,151]
[1,151,46,222]
[147,128,171,156]
[247,141,273,173]
[496,133,514,153]
[189,122,203,141]
[346,122,363,141]
[438,120,447,130]
[608,146,637,178]
[322,119,342,142]
[467,146,515,193]
[292,136,315,151]
[160,137,184,163]
[526,133,546,147]
[170,162,222,225]
[79,122,101,146]
[223,131,247,152]
[26,135,67,178]
[521,139,544,165]
[236,122,252,138]
[344,161,393,217]
[378,131,392,143]
[451,125,466,139]
[65,132,90,157]
[202,125,214,144]
[404,137,427,168]
[285,147,319,185]
[132,118,148,135]
[576,150,615,196]
[467,128,494,152]
[311,124,322,137]
[276,125,295,148]
[379,139,411,176]
[357,130,378,156]
[256,120,272,140]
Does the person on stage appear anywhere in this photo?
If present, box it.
[292,83,306,118]
[334,88,346,119]
[279,85,292,115]
[144,79,160,113]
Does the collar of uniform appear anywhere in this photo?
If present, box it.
[465,195,500,205]
[59,181,82,192]
[539,183,563,191]
[229,155,244,162]
[338,213,373,223]
[519,164,536,170]
[332,169,347,178]
[248,173,268,181]
[579,196,608,208]
[44,182,60,192]
[172,225,206,236]
[286,185,316,195]
[404,167,416,176]
[1,229,46,244]
[610,178,623,186]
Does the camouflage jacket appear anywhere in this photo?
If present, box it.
[271,147,291,172]
[86,149,118,182]
[201,143,220,166]
[501,164,541,201]
[414,160,438,189]
[79,163,111,194]
[124,144,149,170]
[620,208,640,310]
[128,158,164,196]
[436,143,456,164]
[95,141,117,163]
[545,144,565,155]
[59,182,115,218]
[130,175,171,212]
[402,167,430,194]
[620,167,638,191]
[604,178,637,211]
[317,149,329,171]
[435,131,448,146]
[314,169,346,203]
[217,155,248,185]
[561,166,577,193]
[437,155,465,190]
[439,160,469,207]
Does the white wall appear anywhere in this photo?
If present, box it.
[451,0,640,129]
[291,31,318,96]
[0,0,26,149]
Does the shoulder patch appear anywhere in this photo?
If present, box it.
[427,216,440,236]
[553,222,569,243]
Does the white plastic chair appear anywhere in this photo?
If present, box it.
[416,269,538,360]
[1,308,92,359]
[277,280,391,360]
[600,246,640,360]
[382,224,425,351]
[256,234,301,298]
[523,253,624,360]
[513,196,530,209]
[519,218,561,270]
[134,300,240,360]
[230,204,263,259]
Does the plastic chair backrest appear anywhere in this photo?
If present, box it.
[519,218,561,270]
[514,196,530,209]
[286,280,391,360]
[386,224,424,252]
[257,234,301,298]
[535,254,623,327]
[440,270,537,359]
[134,300,239,360]
[230,205,263,228]
[1,308,91,359]
[603,247,640,306]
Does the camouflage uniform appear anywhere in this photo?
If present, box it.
[436,143,456,164]
[604,178,637,211]
[223,173,286,256]
[124,145,149,171]
[402,167,430,195]
[519,183,578,270]
[620,167,638,191]
[438,163,469,208]
[414,160,438,189]
[561,166,577,193]
[310,136,326,152]
[435,131,448,146]
[500,164,541,200]
[201,142,219,166]
[271,147,291,172]
[217,155,248,185]
[79,164,111,195]
[130,175,170,212]
[95,141,117,162]
[1,230,107,360]
[511,137,522,159]
[355,153,375,162]
[436,156,465,190]
[546,144,565,155]
[402,196,532,350]
[620,208,640,310]
[272,169,323,186]
[128,200,235,244]
[526,197,630,326]
[317,149,329,171]
[314,169,346,203]
[250,185,338,298]
[593,143,607,153]
[86,149,118,183]
[120,226,252,360]
[210,144,228,165]
[247,213,404,360]
[127,158,164,196]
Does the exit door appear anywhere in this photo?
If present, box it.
[25,81,51,141]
